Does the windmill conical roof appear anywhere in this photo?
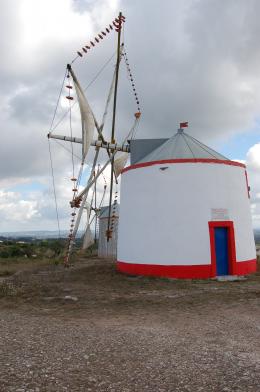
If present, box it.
[137,130,229,163]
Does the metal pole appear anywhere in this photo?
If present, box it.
[107,11,122,242]
[47,133,129,152]
[77,148,118,200]
[94,168,97,243]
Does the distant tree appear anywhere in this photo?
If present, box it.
[3,240,12,246]
[49,240,63,256]
[0,250,9,258]
[9,245,24,257]
[39,240,49,248]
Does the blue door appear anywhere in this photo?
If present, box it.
[214,227,229,276]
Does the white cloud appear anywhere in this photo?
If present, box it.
[0,190,39,223]
[1,142,259,232]
[246,143,260,228]
[246,143,260,171]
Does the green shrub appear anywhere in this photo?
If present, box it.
[9,246,24,257]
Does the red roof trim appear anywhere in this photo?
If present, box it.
[122,159,246,174]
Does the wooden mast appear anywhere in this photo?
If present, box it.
[106,11,122,241]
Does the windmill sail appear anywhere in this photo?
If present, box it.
[82,224,94,249]
[114,153,128,178]
[82,197,93,251]
[48,13,140,265]
[69,67,95,160]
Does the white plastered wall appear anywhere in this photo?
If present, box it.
[117,163,256,266]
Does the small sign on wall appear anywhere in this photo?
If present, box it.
[211,208,229,221]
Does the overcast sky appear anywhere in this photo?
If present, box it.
[1,0,260,232]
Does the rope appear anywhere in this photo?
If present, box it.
[82,185,95,243]
[76,162,84,190]
[94,168,98,242]
[100,44,124,134]
[65,148,101,264]
[169,132,180,158]
[52,52,116,132]
[131,118,140,140]
[182,133,196,159]
[67,71,75,181]
[85,52,116,91]
[185,133,229,160]
[83,169,107,239]
[90,183,96,217]
[98,184,107,210]
[100,65,116,131]
[53,139,82,161]
[122,47,141,113]
[47,138,61,238]
[123,116,140,142]
[110,183,118,234]
[100,165,108,187]
[49,68,67,133]
[70,14,126,66]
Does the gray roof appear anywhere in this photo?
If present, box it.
[137,130,229,163]
[129,138,168,164]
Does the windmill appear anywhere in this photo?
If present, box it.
[47,12,141,265]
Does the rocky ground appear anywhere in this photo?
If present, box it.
[0,258,260,392]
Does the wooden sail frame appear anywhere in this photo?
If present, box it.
[47,12,142,264]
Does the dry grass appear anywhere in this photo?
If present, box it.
[0,256,61,276]
[0,256,260,391]
[0,255,259,316]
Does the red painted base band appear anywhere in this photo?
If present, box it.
[235,259,257,275]
[117,259,257,279]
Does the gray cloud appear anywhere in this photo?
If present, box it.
[1,0,260,230]
[117,0,260,141]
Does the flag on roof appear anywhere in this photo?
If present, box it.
[180,121,188,128]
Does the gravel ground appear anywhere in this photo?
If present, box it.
[0,258,260,392]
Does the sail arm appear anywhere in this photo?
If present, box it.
[76,149,118,200]
[100,68,116,133]
[68,65,95,160]
[100,44,124,133]
[66,148,100,267]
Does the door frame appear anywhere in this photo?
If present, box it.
[208,221,236,277]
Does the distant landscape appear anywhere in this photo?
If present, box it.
[0,228,258,273]
[0,230,85,241]
[1,229,260,242]
[254,229,260,243]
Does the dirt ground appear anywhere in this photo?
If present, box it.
[0,257,260,392]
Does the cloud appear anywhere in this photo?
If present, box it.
[246,143,260,228]
[0,190,39,224]
[116,0,260,142]
[246,143,260,171]
[1,0,260,231]
[0,159,116,232]
[0,0,119,181]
